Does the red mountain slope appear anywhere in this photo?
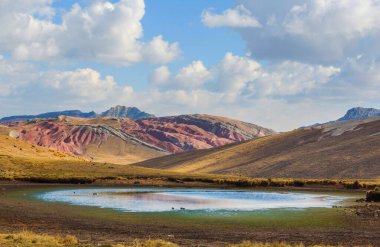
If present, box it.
[1,114,274,164]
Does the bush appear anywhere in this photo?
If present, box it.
[343,180,361,189]
[366,189,380,202]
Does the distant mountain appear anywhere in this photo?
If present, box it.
[308,107,380,127]
[0,106,154,122]
[100,105,155,119]
[338,107,380,121]
[0,110,97,122]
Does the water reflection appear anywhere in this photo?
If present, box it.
[37,188,346,212]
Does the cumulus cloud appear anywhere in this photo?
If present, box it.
[246,61,341,97]
[150,52,340,102]
[0,0,181,65]
[0,55,36,96]
[210,0,380,63]
[215,53,262,97]
[142,36,181,64]
[204,53,339,100]
[202,4,262,28]
[46,68,118,100]
[149,66,171,86]
[175,61,212,88]
[150,60,212,89]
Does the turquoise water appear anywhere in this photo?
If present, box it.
[37,188,346,212]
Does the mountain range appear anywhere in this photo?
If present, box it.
[0,109,274,164]
[0,105,154,122]
[1,105,379,179]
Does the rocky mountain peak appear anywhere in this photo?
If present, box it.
[100,105,155,119]
[339,107,380,121]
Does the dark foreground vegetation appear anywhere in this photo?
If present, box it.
[366,188,380,202]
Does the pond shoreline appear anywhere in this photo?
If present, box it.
[0,179,369,195]
[35,187,349,212]
[1,183,379,246]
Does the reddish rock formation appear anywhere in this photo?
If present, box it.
[2,114,274,159]
[120,114,273,153]
[18,122,109,155]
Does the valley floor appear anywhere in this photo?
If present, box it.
[0,183,379,246]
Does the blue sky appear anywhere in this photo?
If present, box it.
[50,0,246,92]
[0,0,380,131]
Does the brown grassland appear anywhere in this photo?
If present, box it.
[135,119,380,179]
[1,134,380,189]
[0,231,373,247]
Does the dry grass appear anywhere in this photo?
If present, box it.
[0,231,177,247]
[0,231,78,247]
[1,232,371,247]
[135,119,380,179]
[114,239,179,247]
[1,149,379,190]
[0,135,83,161]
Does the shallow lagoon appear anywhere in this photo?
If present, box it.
[37,188,347,213]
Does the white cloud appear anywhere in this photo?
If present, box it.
[151,52,340,100]
[215,53,262,97]
[175,60,212,88]
[202,4,262,28]
[283,1,380,38]
[142,35,181,64]
[0,0,181,65]
[216,0,380,63]
[0,55,36,96]
[150,60,212,89]
[149,66,171,85]
[247,61,341,96]
[203,53,340,101]
[46,68,117,100]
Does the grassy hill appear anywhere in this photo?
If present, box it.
[0,132,243,184]
[135,118,380,179]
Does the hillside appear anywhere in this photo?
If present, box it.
[0,130,228,183]
[0,114,273,164]
[135,117,380,179]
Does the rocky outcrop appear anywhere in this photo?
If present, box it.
[120,114,274,153]
[18,122,109,155]
[339,107,380,121]
[100,106,155,119]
